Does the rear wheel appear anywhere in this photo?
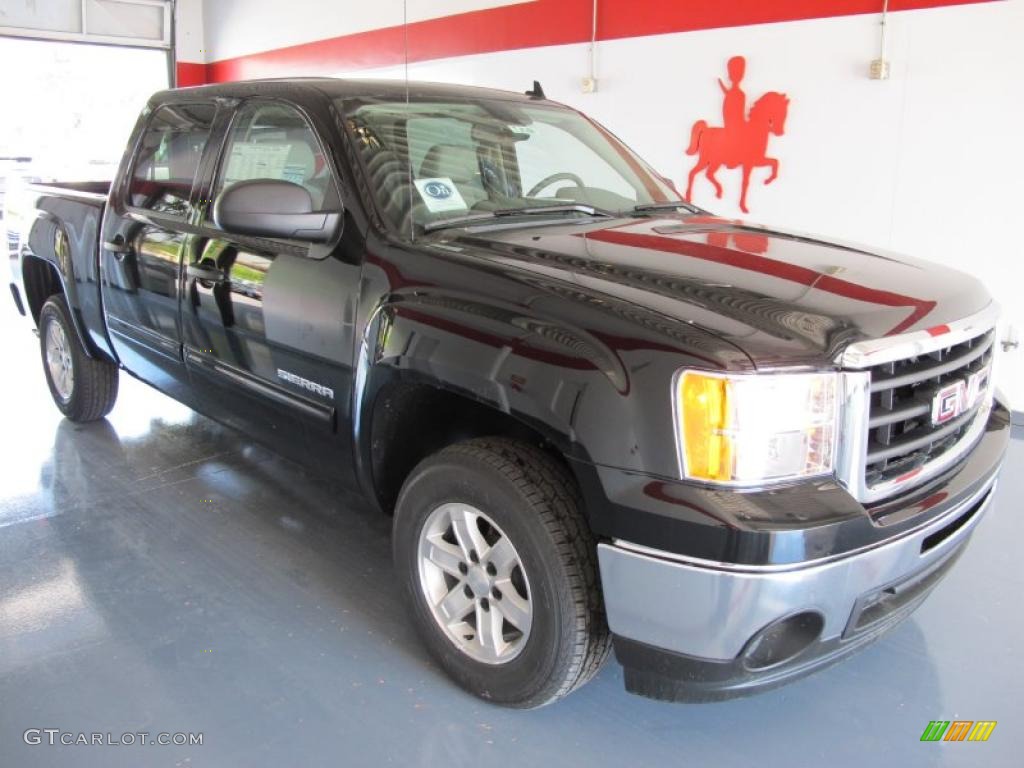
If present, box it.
[39,295,118,422]
[393,437,610,708]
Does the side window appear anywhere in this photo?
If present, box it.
[129,103,216,217]
[212,102,337,215]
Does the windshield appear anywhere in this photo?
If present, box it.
[340,96,682,235]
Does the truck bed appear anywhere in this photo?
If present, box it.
[23,180,110,202]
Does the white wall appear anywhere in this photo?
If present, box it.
[175,0,206,64]
[196,0,1024,407]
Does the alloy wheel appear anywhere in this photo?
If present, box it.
[417,502,533,664]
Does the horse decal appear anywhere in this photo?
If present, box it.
[685,56,789,214]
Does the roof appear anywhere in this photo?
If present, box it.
[153,77,552,106]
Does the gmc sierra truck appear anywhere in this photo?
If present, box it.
[6,79,1008,707]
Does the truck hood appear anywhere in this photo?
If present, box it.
[441,215,992,368]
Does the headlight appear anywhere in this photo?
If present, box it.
[674,370,839,485]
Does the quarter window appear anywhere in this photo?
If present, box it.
[129,103,216,217]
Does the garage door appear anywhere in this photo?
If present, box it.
[0,0,170,49]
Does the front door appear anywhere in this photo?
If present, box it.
[180,98,361,477]
[100,102,217,399]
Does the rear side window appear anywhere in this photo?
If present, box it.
[212,102,338,214]
[129,103,216,217]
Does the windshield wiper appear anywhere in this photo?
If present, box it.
[423,203,615,232]
[631,201,702,215]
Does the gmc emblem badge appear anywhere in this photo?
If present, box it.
[931,366,990,426]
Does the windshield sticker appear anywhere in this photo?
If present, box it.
[414,177,468,213]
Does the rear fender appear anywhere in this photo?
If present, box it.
[24,205,113,362]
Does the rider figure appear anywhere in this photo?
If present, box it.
[718,55,747,132]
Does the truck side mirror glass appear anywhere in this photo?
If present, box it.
[213,179,342,243]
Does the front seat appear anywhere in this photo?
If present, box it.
[418,144,487,208]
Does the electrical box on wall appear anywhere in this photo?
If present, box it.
[869,58,891,80]
[582,76,598,93]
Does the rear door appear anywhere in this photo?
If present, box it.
[100,101,217,399]
[181,97,362,476]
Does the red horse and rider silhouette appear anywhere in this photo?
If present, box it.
[685,56,789,214]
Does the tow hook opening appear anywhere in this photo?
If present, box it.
[742,611,824,671]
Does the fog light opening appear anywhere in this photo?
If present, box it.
[742,611,824,671]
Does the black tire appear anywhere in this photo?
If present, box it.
[393,437,610,708]
[39,294,119,422]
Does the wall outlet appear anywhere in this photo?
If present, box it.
[869,58,891,80]
[581,76,598,93]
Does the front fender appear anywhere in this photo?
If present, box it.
[357,294,602,451]
[351,285,722,486]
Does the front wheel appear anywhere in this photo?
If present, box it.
[393,437,610,708]
[39,294,119,422]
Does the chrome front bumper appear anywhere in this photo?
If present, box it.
[598,476,997,663]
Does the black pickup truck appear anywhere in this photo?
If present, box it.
[5,79,1009,707]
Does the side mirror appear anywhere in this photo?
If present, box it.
[213,179,341,243]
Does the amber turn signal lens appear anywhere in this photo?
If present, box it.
[679,373,733,481]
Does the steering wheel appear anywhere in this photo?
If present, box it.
[527,172,585,198]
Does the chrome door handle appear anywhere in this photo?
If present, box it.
[103,235,131,261]
[187,263,226,283]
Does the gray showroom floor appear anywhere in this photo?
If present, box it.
[0,302,1021,768]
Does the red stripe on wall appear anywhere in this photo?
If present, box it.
[595,0,993,41]
[175,61,208,87]
[207,0,590,82]
[203,0,996,83]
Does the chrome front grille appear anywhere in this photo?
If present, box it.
[835,304,999,504]
[864,330,994,487]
